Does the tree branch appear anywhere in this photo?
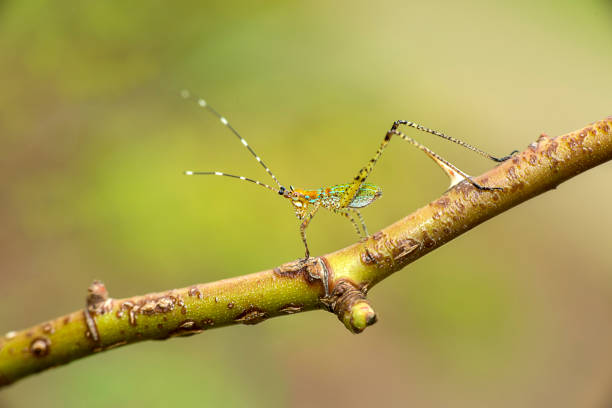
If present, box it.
[1,116,610,388]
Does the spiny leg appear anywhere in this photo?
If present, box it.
[340,118,508,209]
[299,202,321,261]
[388,129,502,191]
[391,120,518,162]
[353,209,369,236]
[338,128,396,208]
[338,120,517,208]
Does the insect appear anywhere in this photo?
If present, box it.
[182,90,516,261]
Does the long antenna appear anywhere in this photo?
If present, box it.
[181,90,284,188]
[184,170,285,195]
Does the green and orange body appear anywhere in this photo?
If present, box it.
[287,183,383,215]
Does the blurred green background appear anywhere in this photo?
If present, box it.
[1,0,611,406]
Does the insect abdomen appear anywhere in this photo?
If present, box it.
[348,183,382,208]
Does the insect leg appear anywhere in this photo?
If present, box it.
[353,209,369,236]
[389,129,502,191]
[391,120,517,162]
[339,129,395,208]
[299,202,321,260]
[332,209,362,237]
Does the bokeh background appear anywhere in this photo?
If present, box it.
[1,0,612,406]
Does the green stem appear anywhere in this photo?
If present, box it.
[1,116,610,387]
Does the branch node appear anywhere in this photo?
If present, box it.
[84,280,113,344]
[322,279,377,334]
[29,337,51,358]
[86,280,113,315]
[274,257,331,296]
